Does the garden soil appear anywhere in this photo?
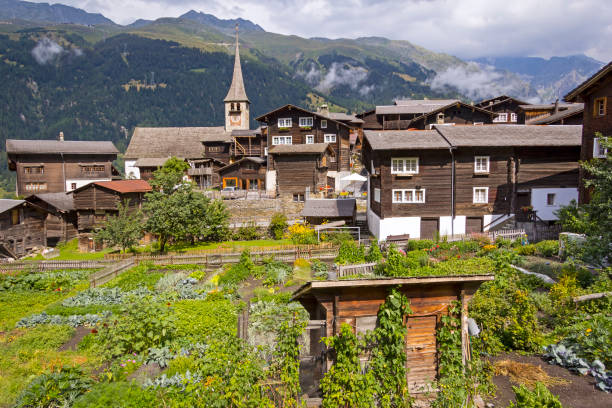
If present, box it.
[58,326,90,351]
[488,352,612,408]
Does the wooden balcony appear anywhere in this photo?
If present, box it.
[188,167,213,176]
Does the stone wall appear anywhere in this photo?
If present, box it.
[225,194,304,227]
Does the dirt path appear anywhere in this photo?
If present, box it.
[488,353,612,408]
[58,326,90,351]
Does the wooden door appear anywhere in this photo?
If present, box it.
[466,217,483,234]
[405,315,438,393]
[420,218,439,240]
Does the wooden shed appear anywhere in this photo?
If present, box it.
[218,157,266,190]
[0,199,49,258]
[301,198,356,226]
[292,275,494,398]
[25,192,78,246]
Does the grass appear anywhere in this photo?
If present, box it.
[26,239,114,261]
[521,256,566,280]
[0,325,100,407]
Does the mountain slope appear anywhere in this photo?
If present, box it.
[180,10,264,34]
[0,0,115,25]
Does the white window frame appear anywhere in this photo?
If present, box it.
[272,136,292,145]
[473,187,489,204]
[546,193,556,206]
[299,117,313,127]
[305,135,314,144]
[595,98,606,117]
[324,134,336,143]
[321,119,327,129]
[494,112,508,123]
[278,118,292,128]
[510,113,518,122]
[474,156,490,173]
[593,137,608,158]
[391,157,419,175]
[392,188,426,204]
[374,188,380,203]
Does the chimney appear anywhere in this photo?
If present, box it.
[319,104,329,117]
[553,99,559,114]
[58,131,64,142]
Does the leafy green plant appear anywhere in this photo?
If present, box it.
[104,262,163,291]
[173,298,237,341]
[516,244,536,256]
[15,366,93,408]
[508,383,563,408]
[365,242,383,263]
[95,200,144,253]
[232,221,261,241]
[335,240,366,265]
[72,382,158,408]
[270,318,307,406]
[534,240,559,258]
[263,258,292,286]
[269,213,288,240]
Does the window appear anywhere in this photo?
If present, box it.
[24,182,47,192]
[208,146,223,153]
[324,134,336,143]
[11,209,19,225]
[81,165,105,173]
[436,113,445,124]
[293,193,304,202]
[473,187,489,204]
[391,157,418,175]
[264,147,268,156]
[248,179,259,190]
[547,193,556,206]
[494,112,508,123]
[594,97,606,117]
[510,113,518,122]
[374,188,380,203]
[474,156,490,173]
[24,166,43,174]
[473,122,484,126]
[306,135,314,144]
[392,189,426,203]
[278,118,292,128]
[321,119,327,129]
[299,117,313,127]
[70,183,77,190]
[272,136,292,145]
[593,137,608,158]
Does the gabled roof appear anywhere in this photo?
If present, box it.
[435,125,582,147]
[377,100,460,115]
[565,61,612,102]
[125,127,231,159]
[363,130,449,150]
[224,31,249,103]
[301,198,356,218]
[134,157,176,168]
[218,156,265,173]
[327,112,365,124]
[410,101,496,123]
[519,103,579,111]
[0,199,25,214]
[74,180,152,194]
[26,193,74,212]
[529,105,584,125]
[394,99,459,106]
[255,104,350,128]
[269,143,332,155]
[6,140,118,155]
[475,96,529,108]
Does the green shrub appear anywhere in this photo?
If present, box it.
[406,239,435,251]
[516,244,536,256]
[263,258,292,286]
[535,240,559,257]
[188,269,207,281]
[552,312,612,367]
[269,213,288,240]
[173,299,237,341]
[73,382,158,408]
[0,269,91,292]
[365,243,383,263]
[324,230,355,244]
[15,366,93,408]
[218,250,257,286]
[232,221,261,241]
[335,241,366,265]
[104,262,163,291]
[310,258,328,274]
[509,383,563,408]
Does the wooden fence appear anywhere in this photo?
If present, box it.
[90,259,136,287]
[0,259,112,273]
[443,229,526,243]
[336,262,377,279]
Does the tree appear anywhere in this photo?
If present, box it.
[269,212,288,240]
[94,200,144,253]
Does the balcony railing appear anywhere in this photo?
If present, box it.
[188,167,213,176]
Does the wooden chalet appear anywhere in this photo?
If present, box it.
[217,157,266,190]
[256,104,352,196]
[565,61,612,203]
[292,275,494,398]
[475,95,529,124]
[0,199,48,258]
[301,198,356,225]
[517,101,584,124]
[267,143,336,199]
[357,99,496,130]
[6,134,118,196]
[318,105,364,152]
[362,125,581,241]
[529,104,584,125]
[25,193,77,246]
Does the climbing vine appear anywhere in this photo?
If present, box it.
[272,317,307,407]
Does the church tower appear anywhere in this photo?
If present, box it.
[224,25,250,131]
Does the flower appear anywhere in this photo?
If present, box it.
[91,328,98,334]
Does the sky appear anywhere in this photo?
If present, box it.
[32,0,612,61]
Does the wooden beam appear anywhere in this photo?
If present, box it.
[573,292,612,303]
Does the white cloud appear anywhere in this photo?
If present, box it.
[31,0,612,61]
[32,37,65,64]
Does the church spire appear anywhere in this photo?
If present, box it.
[224,24,249,103]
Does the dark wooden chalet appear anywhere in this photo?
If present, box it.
[6,134,118,196]
[267,144,336,199]
[362,125,581,241]
[565,61,612,203]
[0,199,48,258]
[73,179,152,233]
[475,95,529,124]
[301,198,356,225]
[292,275,494,398]
[318,105,365,152]
[517,102,584,124]
[25,193,77,246]
[529,104,584,125]
[217,157,266,190]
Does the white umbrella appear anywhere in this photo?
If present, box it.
[341,173,367,182]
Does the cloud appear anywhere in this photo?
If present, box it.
[30,0,612,61]
[297,62,375,95]
[32,38,64,64]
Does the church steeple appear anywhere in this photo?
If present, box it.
[224,24,249,131]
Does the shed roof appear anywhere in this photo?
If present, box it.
[518,103,578,110]
[134,157,175,168]
[529,105,584,125]
[125,127,231,159]
[435,125,582,147]
[231,128,261,137]
[27,193,74,212]
[475,96,529,108]
[269,143,331,155]
[565,61,612,102]
[0,199,25,214]
[6,140,118,155]
[327,112,364,124]
[292,275,495,300]
[364,130,449,150]
[394,99,459,106]
[376,100,459,115]
[218,156,265,173]
[301,198,356,218]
